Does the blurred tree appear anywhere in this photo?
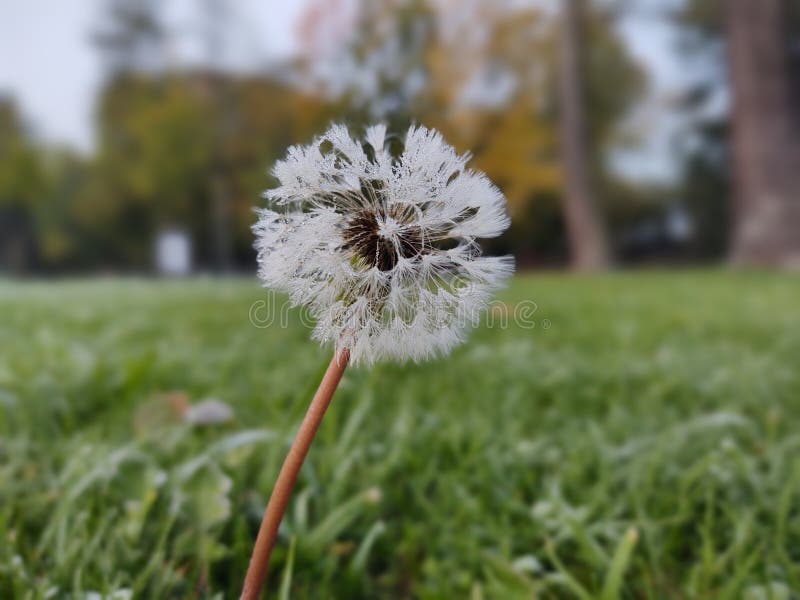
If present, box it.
[0,100,47,273]
[558,0,611,270]
[298,0,644,265]
[672,0,731,259]
[677,119,730,259]
[421,2,564,263]
[200,0,235,271]
[676,0,800,266]
[88,0,334,270]
[88,75,214,266]
[35,150,93,270]
[726,0,800,266]
[222,77,335,262]
[0,0,650,273]
[423,3,560,205]
[89,73,332,269]
[298,0,436,132]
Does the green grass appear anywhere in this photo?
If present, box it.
[1,272,799,599]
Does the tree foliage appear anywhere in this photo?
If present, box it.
[304,0,644,263]
[85,74,332,267]
[0,101,48,272]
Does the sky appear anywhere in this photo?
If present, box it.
[0,0,687,181]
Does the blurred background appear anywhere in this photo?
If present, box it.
[2,0,799,275]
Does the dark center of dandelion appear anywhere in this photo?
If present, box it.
[343,206,424,271]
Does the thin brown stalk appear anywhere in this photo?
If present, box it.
[240,347,350,600]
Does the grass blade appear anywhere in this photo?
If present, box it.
[601,527,639,600]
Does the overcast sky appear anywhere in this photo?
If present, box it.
[0,0,687,180]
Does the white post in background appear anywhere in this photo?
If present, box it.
[155,228,192,276]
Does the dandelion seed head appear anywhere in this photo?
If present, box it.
[253,123,514,365]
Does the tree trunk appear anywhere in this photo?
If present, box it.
[727,0,800,267]
[558,0,611,271]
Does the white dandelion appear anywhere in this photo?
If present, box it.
[242,124,513,597]
[253,123,513,365]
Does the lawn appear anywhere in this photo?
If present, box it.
[1,272,799,599]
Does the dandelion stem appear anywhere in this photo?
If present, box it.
[240,347,350,600]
